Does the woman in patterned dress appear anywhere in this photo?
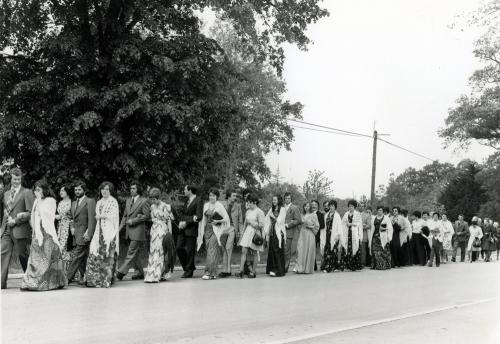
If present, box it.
[368,205,393,270]
[264,195,287,277]
[340,199,363,271]
[56,185,73,273]
[21,180,67,291]
[320,200,343,272]
[439,214,454,263]
[85,182,119,288]
[237,194,265,278]
[197,188,230,280]
[144,187,174,283]
[295,202,320,274]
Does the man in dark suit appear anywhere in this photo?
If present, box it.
[116,181,150,280]
[283,192,302,273]
[1,168,35,289]
[67,180,96,284]
[176,185,203,278]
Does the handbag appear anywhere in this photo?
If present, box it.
[252,228,264,246]
[473,237,482,248]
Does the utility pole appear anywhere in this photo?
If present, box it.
[370,130,378,206]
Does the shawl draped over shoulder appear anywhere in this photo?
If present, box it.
[368,215,394,254]
[197,201,230,251]
[31,197,59,249]
[319,211,342,255]
[90,196,120,256]
[264,207,287,248]
[341,210,363,255]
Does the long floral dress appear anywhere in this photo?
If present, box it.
[85,196,119,288]
[320,213,344,272]
[371,216,392,270]
[145,202,171,282]
[21,198,67,291]
[342,214,363,271]
[57,198,73,272]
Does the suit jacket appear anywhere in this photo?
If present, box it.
[223,201,243,235]
[0,189,4,229]
[1,187,34,239]
[120,196,151,241]
[453,220,469,243]
[180,196,203,237]
[285,203,302,239]
[71,196,97,246]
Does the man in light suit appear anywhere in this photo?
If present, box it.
[283,192,302,273]
[1,168,34,289]
[116,181,150,280]
[67,180,96,284]
[177,185,203,278]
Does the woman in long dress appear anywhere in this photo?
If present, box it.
[55,185,73,273]
[320,200,343,272]
[85,182,120,288]
[439,214,454,263]
[264,195,287,277]
[197,187,230,280]
[238,194,265,278]
[144,187,175,283]
[21,180,67,291]
[467,216,483,263]
[296,202,319,274]
[341,199,363,271]
[481,218,497,262]
[368,205,393,270]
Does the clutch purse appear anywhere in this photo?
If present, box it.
[252,229,264,246]
[421,226,430,237]
[473,237,482,248]
[211,211,223,224]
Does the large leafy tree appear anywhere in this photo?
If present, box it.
[438,160,488,221]
[0,1,328,191]
[440,1,500,150]
[302,169,333,204]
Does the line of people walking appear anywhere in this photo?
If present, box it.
[1,168,499,290]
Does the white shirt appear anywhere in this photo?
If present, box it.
[132,195,139,204]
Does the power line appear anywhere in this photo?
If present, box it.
[378,137,436,162]
[288,118,373,138]
[290,124,366,137]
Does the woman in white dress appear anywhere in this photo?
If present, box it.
[468,216,483,263]
[238,194,265,278]
[439,214,454,263]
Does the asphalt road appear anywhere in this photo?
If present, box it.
[2,260,500,344]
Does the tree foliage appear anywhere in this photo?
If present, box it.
[440,1,500,150]
[302,169,333,204]
[438,160,488,221]
[0,0,328,191]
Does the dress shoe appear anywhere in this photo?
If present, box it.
[116,272,125,281]
[131,274,144,280]
[181,271,193,278]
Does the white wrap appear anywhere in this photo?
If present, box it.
[31,197,60,249]
[90,196,120,256]
[319,211,342,255]
[264,207,287,248]
[368,215,394,254]
[197,201,230,251]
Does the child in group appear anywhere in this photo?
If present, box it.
[427,224,443,267]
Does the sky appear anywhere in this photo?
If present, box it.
[265,0,496,199]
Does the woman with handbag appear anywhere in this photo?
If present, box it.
[237,194,265,278]
[197,187,230,280]
[467,216,483,262]
[295,202,320,274]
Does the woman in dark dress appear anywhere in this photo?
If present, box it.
[264,195,286,277]
[340,200,363,271]
[320,200,344,272]
[369,205,393,270]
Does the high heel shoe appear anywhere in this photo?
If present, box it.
[236,271,245,279]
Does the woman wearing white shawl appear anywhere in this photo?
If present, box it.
[21,180,67,291]
[264,195,287,277]
[85,182,119,288]
[368,205,393,270]
[319,200,343,272]
[340,199,363,271]
[197,188,229,280]
[439,214,454,263]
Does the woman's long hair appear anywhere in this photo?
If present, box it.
[271,195,283,213]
